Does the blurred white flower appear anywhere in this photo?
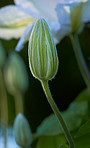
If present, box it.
[0,0,89,51]
[56,0,90,36]
[0,127,20,148]
[0,0,61,51]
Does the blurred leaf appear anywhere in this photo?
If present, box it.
[35,101,88,136]
[74,119,90,148]
[76,119,90,137]
[75,88,90,117]
[37,135,67,148]
[75,133,90,148]
[75,88,90,102]
[60,144,69,148]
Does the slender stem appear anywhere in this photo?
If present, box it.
[0,69,8,148]
[69,33,90,88]
[0,69,8,124]
[41,80,75,148]
[14,91,24,115]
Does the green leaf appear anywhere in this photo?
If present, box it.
[76,119,90,137]
[35,101,88,136]
[60,144,69,148]
[37,135,67,148]
[75,88,90,117]
[75,133,90,148]
[74,119,90,148]
[75,88,90,102]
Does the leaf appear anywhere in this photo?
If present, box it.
[76,119,90,137]
[75,88,90,117]
[75,133,90,148]
[75,88,90,102]
[37,135,67,148]
[74,119,90,148]
[35,101,88,136]
[60,144,69,148]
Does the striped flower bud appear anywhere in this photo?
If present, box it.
[14,113,32,147]
[28,19,59,81]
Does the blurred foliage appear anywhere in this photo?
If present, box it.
[35,101,88,136]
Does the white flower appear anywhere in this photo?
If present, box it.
[0,0,61,51]
[56,0,90,35]
[0,127,20,148]
[0,0,89,51]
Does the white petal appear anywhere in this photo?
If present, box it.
[15,22,35,51]
[55,0,83,25]
[56,4,70,25]
[46,20,61,44]
[0,128,20,148]
[14,0,39,13]
[55,0,86,25]
[82,0,90,22]
[0,5,36,39]
[0,5,33,27]
[0,27,25,40]
[55,1,84,36]
[14,0,60,21]
[55,0,86,5]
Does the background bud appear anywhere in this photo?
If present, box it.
[4,52,28,94]
[28,19,59,81]
[14,113,32,147]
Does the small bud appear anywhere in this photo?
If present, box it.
[4,52,28,94]
[0,42,5,68]
[14,113,32,147]
[28,19,59,81]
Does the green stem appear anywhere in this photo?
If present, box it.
[14,91,24,115]
[69,33,90,88]
[41,80,75,148]
[0,69,8,148]
[0,69,8,124]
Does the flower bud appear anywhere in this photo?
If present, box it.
[14,113,32,147]
[28,19,59,81]
[4,52,28,94]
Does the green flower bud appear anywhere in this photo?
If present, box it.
[0,42,6,68]
[14,113,32,147]
[4,52,28,94]
[28,19,59,81]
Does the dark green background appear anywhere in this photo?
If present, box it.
[0,0,90,132]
